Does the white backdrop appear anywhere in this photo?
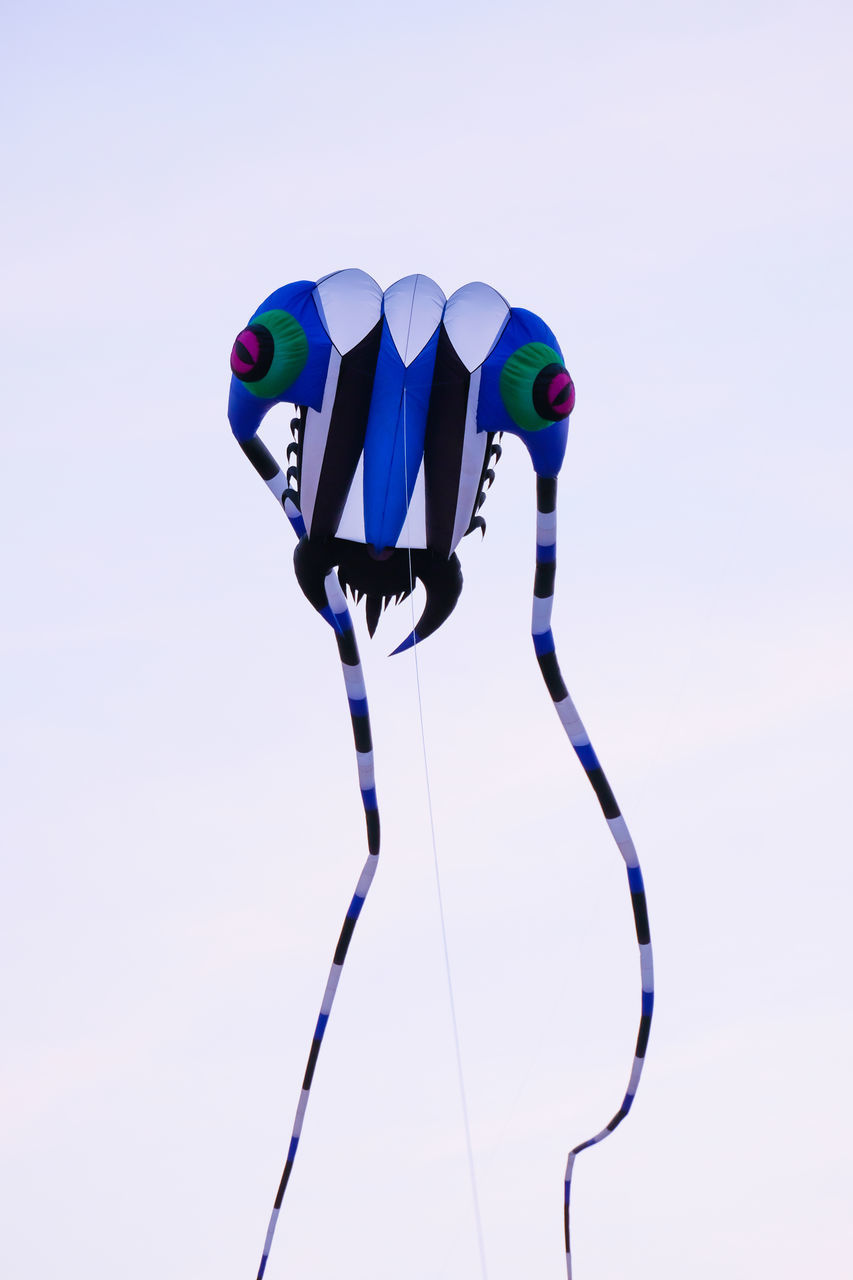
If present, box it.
[2,2,851,1277]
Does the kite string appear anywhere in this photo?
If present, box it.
[401,384,490,1280]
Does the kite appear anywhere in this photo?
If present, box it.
[228,269,654,1278]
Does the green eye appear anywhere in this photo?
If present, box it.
[230,309,308,399]
[499,342,575,431]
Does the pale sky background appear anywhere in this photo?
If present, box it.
[2,2,851,1278]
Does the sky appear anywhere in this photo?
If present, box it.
[1,1,851,1277]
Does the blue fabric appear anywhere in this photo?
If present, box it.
[479,308,569,476]
[360,786,378,811]
[533,628,556,656]
[575,742,601,773]
[228,280,331,441]
[363,326,439,549]
[286,510,307,539]
[627,864,645,894]
[536,541,557,562]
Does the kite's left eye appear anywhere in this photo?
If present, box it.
[499,342,575,432]
[231,324,275,382]
[230,308,308,399]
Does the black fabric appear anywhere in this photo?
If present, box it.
[631,891,651,947]
[586,767,621,820]
[606,1105,629,1132]
[335,628,359,668]
[333,914,357,966]
[365,810,380,856]
[302,1037,322,1090]
[239,436,280,482]
[293,537,336,612]
[636,1011,652,1058]
[534,559,557,598]
[537,474,558,512]
[537,649,568,701]
[311,321,384,538]
[351,713,372,754]
[274,1157,294,1209]
[424,326,471,558]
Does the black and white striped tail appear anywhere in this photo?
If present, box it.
[255,573,379,1280]
[239,435,380,1280]
[532,475,654,1280]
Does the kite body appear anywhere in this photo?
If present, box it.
[229,269,573,648]
[227,271,652,1280]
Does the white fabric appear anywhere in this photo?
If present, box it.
[640,942,654,991]
[341,658,367,703]
[293,1088,310,1136]
[384,274,446,365]
[324,571,347,613]
[313,269,383,355]
[554,694,587,743]
[300,347,342,534]
[356,749,375,788]
[536,508,558,545]
[266,470,287,502]
[261,1207,279,1256]
[607,815,638,866]
[396,460,427,548]
[531,593,553,635]
[443,281,510,372]
[354,857,379,898]
[319,964,343,1012]
[335,452,366,543]
[450,366,488,552]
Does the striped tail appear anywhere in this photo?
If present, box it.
[532,475,654,1280]
[239,433,381,1279]
[256,571,379,1280]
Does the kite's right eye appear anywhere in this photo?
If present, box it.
[229,308,309,399]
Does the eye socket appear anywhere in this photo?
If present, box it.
[229,308,308,399]
[499,342,575,431]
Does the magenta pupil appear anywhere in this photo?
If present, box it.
[549,375,571,407]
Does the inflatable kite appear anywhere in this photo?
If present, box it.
[228,270,654,1278]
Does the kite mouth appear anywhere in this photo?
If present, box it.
[294,537,463,647]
